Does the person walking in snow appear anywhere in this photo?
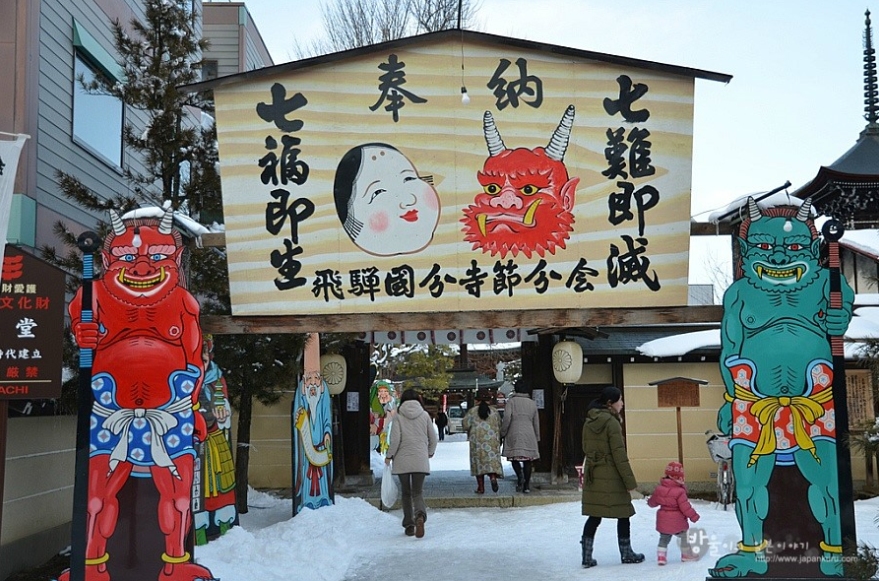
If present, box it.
[501,379,540,493]
[647,461,701,565]
[463,395,504,494]
[435,409,448,441]
[385,389,438,538]
[580,386,644,568]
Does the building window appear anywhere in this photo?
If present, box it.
[203,59,218,82]
[73,53,123,167]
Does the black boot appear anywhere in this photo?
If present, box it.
[522,461,532,493]
[512,461,523,492]
[581,535,597,568]
[618,537,645,564]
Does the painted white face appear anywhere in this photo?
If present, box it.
[348,146,440,256]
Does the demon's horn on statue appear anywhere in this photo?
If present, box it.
[59,203,217,581]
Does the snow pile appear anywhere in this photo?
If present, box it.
[192,437,879,581]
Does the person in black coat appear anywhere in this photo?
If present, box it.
[435,410,448,441]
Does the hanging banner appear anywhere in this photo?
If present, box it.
[0,133,29,267]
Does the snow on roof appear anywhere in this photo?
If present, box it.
[636,329,719,357]
[841,229,879,260]
[856,294,879,306]
[848,307,879,340]
[637,299,879,358]
[120,205,213,237]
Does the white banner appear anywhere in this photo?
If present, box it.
[0,132,29,269]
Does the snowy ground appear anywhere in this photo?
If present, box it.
[195,435,879,581]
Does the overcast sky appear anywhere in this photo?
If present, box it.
[241,1,877,288]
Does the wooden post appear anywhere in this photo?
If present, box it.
[71,232,101,581]
[676,406,683,465]
[0,400,7,543]
[650,377,706,467]
[823,220,857,553]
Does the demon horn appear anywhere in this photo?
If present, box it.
[109,210,126,235]
[747,197,762,222]
[545,104,575,162]
[159,203,174,234]
[483,111,506,157]
[796,198,813,222]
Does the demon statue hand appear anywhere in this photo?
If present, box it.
[62,206,216,581]
[709,199,853,578]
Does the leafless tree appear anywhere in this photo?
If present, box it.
[296,0,479,57]
[410,0,477,33]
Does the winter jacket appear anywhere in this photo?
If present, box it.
[387,400,438,475]
[581,407,637,518]
[500,393,540,459]
[463,406,504,477]
[647,477,700,535]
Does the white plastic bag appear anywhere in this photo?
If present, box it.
[381,464,399,507]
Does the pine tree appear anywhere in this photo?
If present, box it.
[42,0,311,514]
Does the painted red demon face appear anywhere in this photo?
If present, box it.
[461,106,580,259]
[102,208,183,305]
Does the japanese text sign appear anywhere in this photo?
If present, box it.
[212,36,696,316]
[0,246,65,399]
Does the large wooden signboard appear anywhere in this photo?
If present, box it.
[211,33,702,317]
[0,246,65,399]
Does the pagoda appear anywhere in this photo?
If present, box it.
[795,10,879,228]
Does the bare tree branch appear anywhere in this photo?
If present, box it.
[296,0,479,58]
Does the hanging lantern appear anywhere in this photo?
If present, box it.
[320,353,347,395]
[552,340,582,384]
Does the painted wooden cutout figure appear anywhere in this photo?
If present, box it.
[369,379,397,454]
[292,334,333,512]
[63,207,215,581]
[194,335,238,545]
[709,198,853,578]
[461,105,580,259]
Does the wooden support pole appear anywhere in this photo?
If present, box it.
[676,406,683,465]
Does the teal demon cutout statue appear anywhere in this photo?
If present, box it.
[710,198,853,578]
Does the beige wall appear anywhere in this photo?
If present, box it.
[1,416,76,580]
[624,362,724,489]
[240,391,296,488]
[622,362,866,490]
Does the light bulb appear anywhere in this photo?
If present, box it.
[461,86,470,105]
[132,227,142,248]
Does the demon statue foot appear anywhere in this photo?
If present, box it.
[708,551,769,578]
[56,562,111,581]
[159,561,218,581]
[820,550,844,576]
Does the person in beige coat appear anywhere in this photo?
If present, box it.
[500,379,540,493]
[385,389,438,538]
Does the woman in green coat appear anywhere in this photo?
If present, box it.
[580,386,644,568]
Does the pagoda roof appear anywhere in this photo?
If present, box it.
[794,11,879,225]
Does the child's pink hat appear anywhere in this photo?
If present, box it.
[665,461,685,482]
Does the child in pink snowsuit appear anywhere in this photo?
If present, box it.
[646,461,701,565]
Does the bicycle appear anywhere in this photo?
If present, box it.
[705,430,735,510]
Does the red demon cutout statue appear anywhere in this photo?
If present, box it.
[63,206,215,581]
[461,105,580,258]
